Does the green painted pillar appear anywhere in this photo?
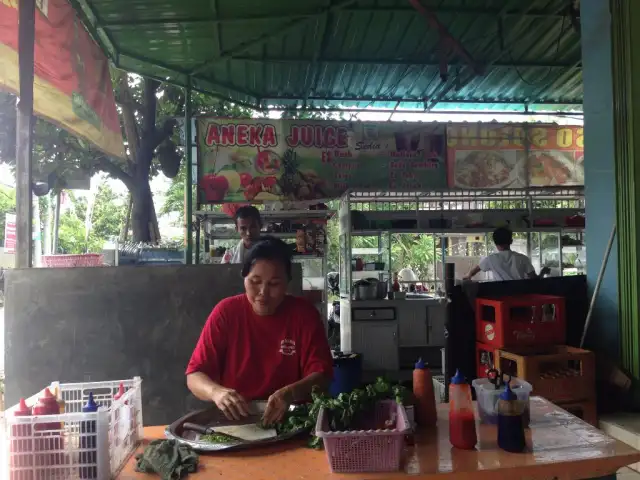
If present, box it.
[583,0,640,380]
[184,84,193,265]
[611,0,640,379]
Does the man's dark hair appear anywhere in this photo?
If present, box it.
[241,236,293,279]
[492,227,513,248]
[234,205,262,226]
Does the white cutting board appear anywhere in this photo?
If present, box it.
[214,424,277,441]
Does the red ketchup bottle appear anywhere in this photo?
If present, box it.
[413,358,437,428]
[10,398,33,480]
[32,388,64,468]
[114,383,125,402]
[448,370,477,450]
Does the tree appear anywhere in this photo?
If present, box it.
[91,183,126,241]
[0,186,16,245]
[0,74,265,242]
[55,182,125,254]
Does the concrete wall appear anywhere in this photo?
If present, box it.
[4,264,302,426]
[581,0,619,354]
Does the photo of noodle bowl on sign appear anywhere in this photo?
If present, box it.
[454,150,523,188]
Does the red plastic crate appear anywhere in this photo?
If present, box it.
[476,294,566,348]
[475,342,497,379]
[495,345,595,403]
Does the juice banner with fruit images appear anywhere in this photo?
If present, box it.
[196,119,447,203]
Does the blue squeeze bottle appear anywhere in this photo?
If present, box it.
[80,393,98,479]
[497,382,526,453]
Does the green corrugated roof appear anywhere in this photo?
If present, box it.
[71,0,582,110]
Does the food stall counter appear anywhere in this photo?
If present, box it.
[117,397,639,480]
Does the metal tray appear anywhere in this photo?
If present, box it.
[164,401,307,452]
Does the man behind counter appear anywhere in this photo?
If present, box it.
[464,227,550,282]
[221,206,262,264]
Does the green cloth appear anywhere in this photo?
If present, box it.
[135,439,199,480]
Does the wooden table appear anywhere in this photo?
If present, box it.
[117,397,640,480]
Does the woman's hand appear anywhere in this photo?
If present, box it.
[211,386,250,421]
[263,387,293,426]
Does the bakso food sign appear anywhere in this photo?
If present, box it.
[204,122,349,149]
[447,125,584,150]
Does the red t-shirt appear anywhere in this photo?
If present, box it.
[186,294,333,400]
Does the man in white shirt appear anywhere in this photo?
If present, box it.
[221,206,262,264]
[463,227,550,281]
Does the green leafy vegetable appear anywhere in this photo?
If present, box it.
[200,433,241,445]
[259,377,409,449]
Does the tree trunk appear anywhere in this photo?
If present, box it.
[120,193,132,242]
[131,184,152,242]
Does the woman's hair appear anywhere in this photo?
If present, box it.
[241,236,293,279]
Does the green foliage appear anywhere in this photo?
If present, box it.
[389,234,439,279]
[0,186,16,244]
[55,182,126,254]
[261,377,408,449]
[91,183,126,240]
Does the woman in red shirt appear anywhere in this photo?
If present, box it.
[186,237,333,425]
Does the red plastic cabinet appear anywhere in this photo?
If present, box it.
[476,294,566,348]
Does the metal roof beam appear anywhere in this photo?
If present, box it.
[117,51,262,103]
[68,0,119,63]
[408,0,483,76]
[222,56,579,69]
[303,0,333,106]
[426,0,566,110]
[190,0,359,76]
[266,95,581,105]
[264,107,583,116]
[98,7,568,27]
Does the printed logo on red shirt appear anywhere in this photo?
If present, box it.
[279,339,296,356]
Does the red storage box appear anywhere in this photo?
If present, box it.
[476,294,566,348]
[475,342,497,379]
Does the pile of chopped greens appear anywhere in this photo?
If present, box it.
[200,433,242,445]
[263,377,409,449]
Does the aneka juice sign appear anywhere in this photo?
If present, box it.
[0,0,124,158]
[197,119,446,203]
[447,124,584,188]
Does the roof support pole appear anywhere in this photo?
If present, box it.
[184,81,193,265]
[15,0,36,268]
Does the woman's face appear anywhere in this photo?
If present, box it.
[244,259,288,316]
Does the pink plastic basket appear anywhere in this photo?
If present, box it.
[41,254,104,267]
[315,401,409,473]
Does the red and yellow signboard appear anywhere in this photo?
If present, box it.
[0,0,124,158]
[446,124,584,188]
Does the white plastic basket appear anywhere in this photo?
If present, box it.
[1,377,142,480]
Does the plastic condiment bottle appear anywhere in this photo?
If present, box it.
[448,370,477,450]
[393,273,400,292]
[413,358,437,427]
[51,385,66,414]
[113,383,131,446]
[497,382,526,453]
[80,393,99,479]
[114,383,125,402]
[10,398,33,480]
[32,388,63,467]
